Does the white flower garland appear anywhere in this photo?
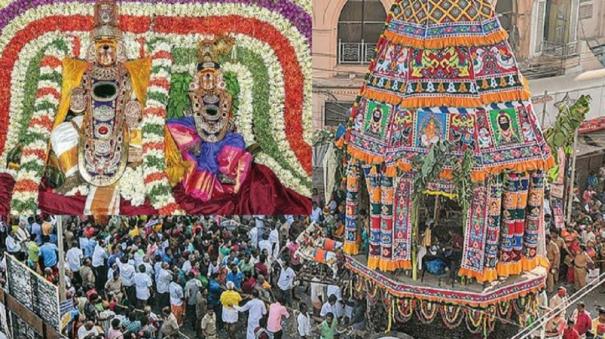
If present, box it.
[118,167,145,206]
[10,40,71,215]
[221,62,256,146]
[141,39,182,214]
[234,34,308,181]
[221,61,309,195]
[2,32,64,170]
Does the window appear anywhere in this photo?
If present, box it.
[324,101,353,127]
[534,0,546,54]
[337,0,386,64]
[579,3,593,20]
[495,0,520,52]
[495,0,514,33]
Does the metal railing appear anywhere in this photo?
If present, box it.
[338,39,377,64]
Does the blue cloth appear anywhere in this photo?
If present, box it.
[30,223,42,244]
[425,259,446,275]
[208,279,222,306]
[40,243,58,268]
[80,238,96,258]
[167,117,245,175]
[107,252,122,268]
[226,271,243,289]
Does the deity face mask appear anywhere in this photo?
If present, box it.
[498,113,511,131]
[95,39,117,67]
[189,67,233,143]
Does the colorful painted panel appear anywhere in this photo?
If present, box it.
[488,108,521,146]
[524,172,544,260]
[448,112,476,151]
[415,110,448,147]
[460,184,489,274]
[484,176,503,273]
[387,106,415,149]
[364,100,393,140]
[471,42,518,78]
[393,175,413,266]
[374,43,410,78]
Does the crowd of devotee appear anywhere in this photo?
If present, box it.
[0,214,364,338]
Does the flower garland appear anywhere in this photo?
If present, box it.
[141,38,181,215]
[464,308,484,334]
[496,300,513,319]
[222,62,256,146]
[512,295,529,315]
[1,33,58,171]
[234,34,308,180]
[0,3,312,177]
[118,167,146,207]
[415,300,439,324]
[10,38,70,215]
[394,298,414,324]
[256,153,311,196]
[0,2,313,210]
[440,304,465,329]
[231,45,310,187]
[486,305,497,333]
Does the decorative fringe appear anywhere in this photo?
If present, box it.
[368,255,380,270]
[521,255,549,272]
[379,258,412,272]
[347,144,385,165]
[471,155,555,182]
[458,267,489,283]
[343,241,360,255]
[480,268,499,283]
[496,260,523,278]
[383,28,509,49]
[355,154,554,187]
[360,84,530,109]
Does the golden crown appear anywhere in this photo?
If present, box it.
[197,35,236,67]
[92,0,121,41]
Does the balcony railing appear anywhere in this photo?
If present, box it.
[338,39,377,64]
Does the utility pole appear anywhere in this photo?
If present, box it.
[57,215,66,301]
[541,90,548,127]
[566,131,579,224]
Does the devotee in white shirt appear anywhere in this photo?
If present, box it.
[297,303,312,338]
[248,225,258,249]
[181,254,193,274]
[156,263,173,308]
[118,257,135,288]
[269,225,280,259]
[133,264,153,307]
[65,244,83,273]
[237,290,267,339]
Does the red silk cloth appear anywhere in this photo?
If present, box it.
[0,164,310,217]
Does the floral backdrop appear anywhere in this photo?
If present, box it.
[0,0,312,215]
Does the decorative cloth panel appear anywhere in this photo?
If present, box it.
[523,171,544,270]
[483,175,503,282]
[379,175,396,271]
[459,184,489,281]
[344,160,361,255]
[363,165,383,269]
[392,175,413,269]
[512,173,529,261]
[497,172,519,277]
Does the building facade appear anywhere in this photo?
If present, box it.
[312,0,605,132]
